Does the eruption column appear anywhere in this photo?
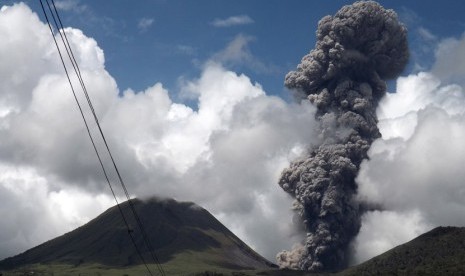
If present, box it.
[277,1,409,271]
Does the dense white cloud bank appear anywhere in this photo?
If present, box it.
[352,34,465,263]
[0,3,315,260]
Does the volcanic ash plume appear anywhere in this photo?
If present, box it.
[276,1,408,271]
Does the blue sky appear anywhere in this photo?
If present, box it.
[2,0,465,266]
[10,0,465,96]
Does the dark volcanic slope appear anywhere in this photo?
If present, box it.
[0,197,274,270]
[342,226,465,275]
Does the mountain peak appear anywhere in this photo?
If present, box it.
[0,197,274,272]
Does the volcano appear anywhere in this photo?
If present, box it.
[0,197,275,274]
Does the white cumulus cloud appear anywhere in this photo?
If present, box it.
[0,3,317,262]
[352,35,465,264]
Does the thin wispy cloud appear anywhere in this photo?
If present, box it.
[54,0,88,13]
[211,15,254,27]
[54,0,127,41]
[138,17,154,32]
[213,34,279,74]
[176,44,196,55]
[417,27,437,42]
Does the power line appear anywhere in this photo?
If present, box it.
[47,1,166,269]
[39,1,166,275]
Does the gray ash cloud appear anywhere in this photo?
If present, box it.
[276,1,408,271]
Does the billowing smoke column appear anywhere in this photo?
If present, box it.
[277,1,408,272]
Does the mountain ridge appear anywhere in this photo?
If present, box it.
[341,226,465,275]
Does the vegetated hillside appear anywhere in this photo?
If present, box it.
[0,197,275,274]
[340,226,465,275]
[4,199,464,276]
